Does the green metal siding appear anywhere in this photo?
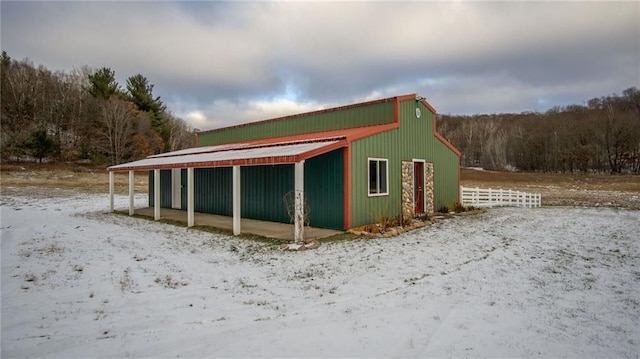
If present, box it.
[241,165,293,223]
[147,155,345,229]
[146,98,458,230]
[350,100,460,227]
[198,101,395,146]
[192,166,294,223]
[304,149,344,230]
[148,170,172,208]
[194,167,233,216]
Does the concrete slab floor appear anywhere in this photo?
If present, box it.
[131,207,343,241]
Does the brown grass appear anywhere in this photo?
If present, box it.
[1,162,148,194]
[461,168,640,192]
[2,163,638,209]
[461,168,640,209]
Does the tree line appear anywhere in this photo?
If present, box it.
[437,87,640,174]
[1,51,194,166]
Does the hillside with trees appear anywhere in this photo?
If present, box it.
[0,51,193,166]
[1,51,638,174]
[437,88,640,174]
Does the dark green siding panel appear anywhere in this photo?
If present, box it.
[198,101,395,145]
[349,99,460,227]
[241,165,293,223]
[240,166,263,219]
[160,170,172,208]
[194,167,233,216]
[305,149,344,230]
[148,170,173,208]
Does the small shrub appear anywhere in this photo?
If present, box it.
[438,205,449,213]
[93,153,107,166]
[453,202,466,213]
[397,215,413,227]
[372,203,395,230]
[377,214,393,230]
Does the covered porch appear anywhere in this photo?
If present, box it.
[107,137,347,243]
[131,207,342,241]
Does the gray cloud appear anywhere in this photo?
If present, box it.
[2,1,638,128]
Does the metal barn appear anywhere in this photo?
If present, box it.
[108,94,461,241]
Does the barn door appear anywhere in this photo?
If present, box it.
[414,162,424,214]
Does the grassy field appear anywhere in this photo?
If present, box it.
[461,168,640,209]
[0,163,148,195]
[1,163,639,209]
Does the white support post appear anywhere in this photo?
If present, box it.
[187,168,194,227]
[154,169,160,220]
[294,161,305,244]
[232,166,241,236]
[171,168,182,209]
[109,171,115,212]
[128,170,135,216]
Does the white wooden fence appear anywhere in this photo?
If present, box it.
[460,186,542,208]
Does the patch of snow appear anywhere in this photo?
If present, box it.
[2,191,639,357]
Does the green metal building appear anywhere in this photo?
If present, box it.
[108,94,460,235]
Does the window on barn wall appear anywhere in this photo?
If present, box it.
[368,158,388,196]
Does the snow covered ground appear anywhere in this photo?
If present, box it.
[2,189,639,358]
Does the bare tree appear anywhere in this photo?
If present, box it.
[1,57,41,159]
[99,97,136,165]
[165,112,194,151]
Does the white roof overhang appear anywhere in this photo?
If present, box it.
[108,137,347,172]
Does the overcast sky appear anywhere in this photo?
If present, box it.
[2,1,639,130]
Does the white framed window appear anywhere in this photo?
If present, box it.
[368,158,389,196]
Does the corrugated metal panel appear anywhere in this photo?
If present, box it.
[110,140,341,171]
[305,149,344,229]
[198,101,395,145]
[148,160,345,229]
[194,167,233,216]
[350,100,460,227]
[148,170,173,208]
[241,165,293,223]
[350,130,400,227]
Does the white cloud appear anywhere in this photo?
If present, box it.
[245,98,324,121]
[184,111,208,129]
[173,97,325,130]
